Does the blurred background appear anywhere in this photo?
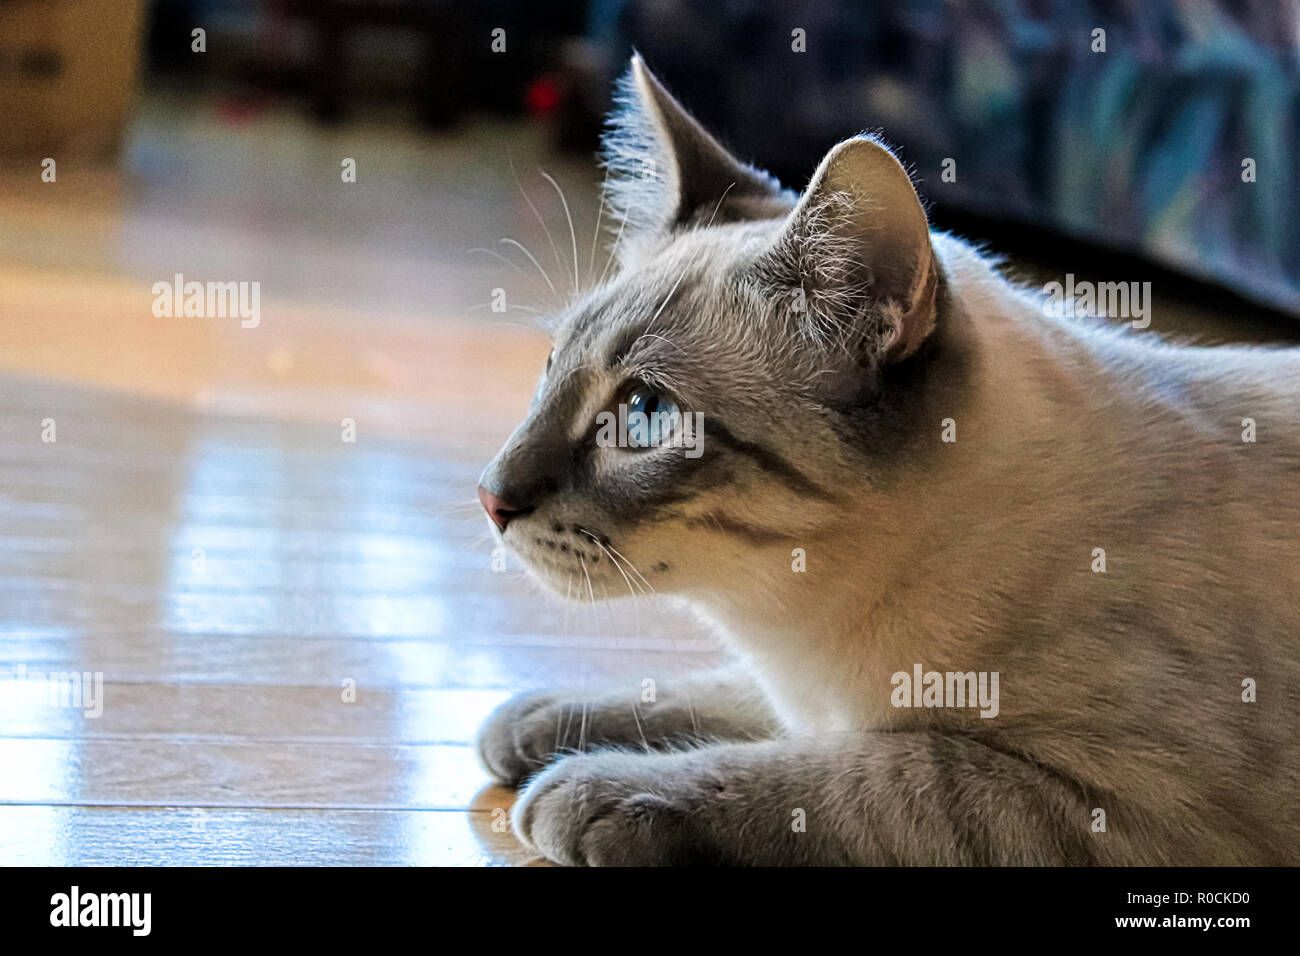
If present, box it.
[0,0,1297,865]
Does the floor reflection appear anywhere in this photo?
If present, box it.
[0,99,713,864]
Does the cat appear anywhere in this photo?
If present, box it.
[474,55,1300,866]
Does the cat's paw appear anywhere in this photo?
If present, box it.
[511,751,694,866]
[476,689,581,786]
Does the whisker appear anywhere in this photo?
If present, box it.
[608,549,647,601]
[596,204,631,289]
[579,530,644,601]
[703,182,737,230]
[499,238,558,299]
[509,155,567,292]
[595,535,660,595]
[648,251,694,326]
[578,699,590,753]
[467,246,529,279]
[540,170,580,294]
[548,360,597,392]
[467,320,547,338]
[603,540,656,595]
[561,698,577,751]
[622,331,687,358]
[646,182,737,328]
[629,701,650,753]
[588,168,611,285]
[579,554,596,606]
[554,699,566,754]
[466,302,546,315]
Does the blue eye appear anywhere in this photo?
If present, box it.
[625,386,679,448]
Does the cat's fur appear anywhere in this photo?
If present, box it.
[475,56,1300,865]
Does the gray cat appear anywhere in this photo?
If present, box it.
[475,56,1300,865]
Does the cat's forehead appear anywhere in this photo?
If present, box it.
[553,219,777,357]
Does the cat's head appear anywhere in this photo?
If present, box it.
[478,56,944,602]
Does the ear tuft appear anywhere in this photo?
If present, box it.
[600,56,683,256]
[600,56,792,267]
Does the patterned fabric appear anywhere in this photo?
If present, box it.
[605,0,1300,312]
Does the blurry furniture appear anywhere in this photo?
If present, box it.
[608,0,1300,313]
[0,0,147,159]
[274,0,468,125]
[265,0,589,125]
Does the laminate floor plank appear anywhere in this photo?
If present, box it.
[0,737,499,810]
[0,635,718,688]
[0,805,539,866]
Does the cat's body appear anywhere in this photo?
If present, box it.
[476,57,1300,865]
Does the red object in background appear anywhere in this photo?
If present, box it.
[526,75,563,115]
[215,94,273,124]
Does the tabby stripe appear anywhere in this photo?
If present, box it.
[685,512,798,546]
[706,420,835,500]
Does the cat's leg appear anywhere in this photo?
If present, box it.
[477,669,778,787]
[511,732,1120,865]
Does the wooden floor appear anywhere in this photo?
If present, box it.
[0,98,716,865]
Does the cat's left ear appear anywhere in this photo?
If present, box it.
[602,55,792,263]
[758,135,938,365]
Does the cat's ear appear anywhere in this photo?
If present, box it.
[759,135,937,365]
[602,55,791,263]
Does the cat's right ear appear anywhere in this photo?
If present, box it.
[601,55,792,266]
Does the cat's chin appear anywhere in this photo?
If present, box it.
[503,543,624,602]
[522,559,624,602]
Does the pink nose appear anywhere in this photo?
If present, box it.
[478,484,522,531]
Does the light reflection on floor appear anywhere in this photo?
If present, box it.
[0,341,715,866]
[0,103,718,865]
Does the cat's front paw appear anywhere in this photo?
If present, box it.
[511,752,695,866]
[476,689,578,787]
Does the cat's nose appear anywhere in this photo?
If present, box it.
[478,484,526,531]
